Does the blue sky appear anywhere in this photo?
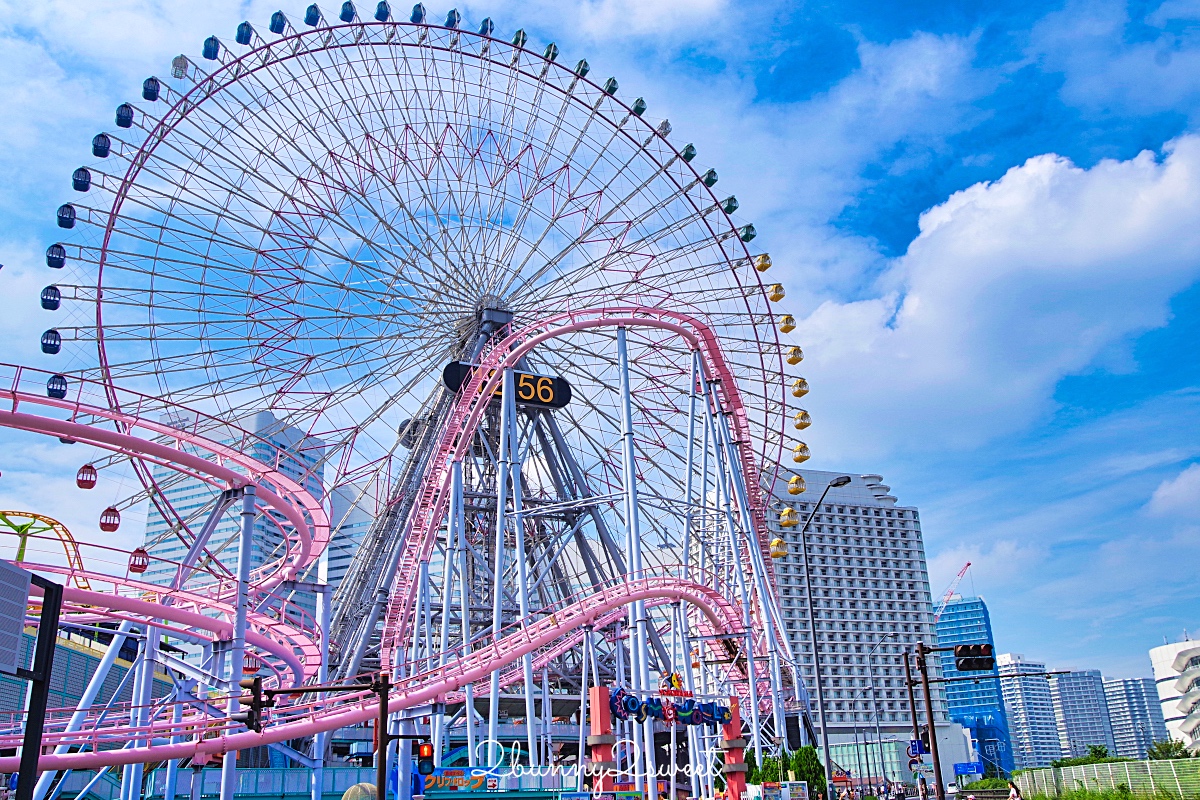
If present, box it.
[0,0,1198,678]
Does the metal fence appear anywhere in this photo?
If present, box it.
[1015,759,1200,798]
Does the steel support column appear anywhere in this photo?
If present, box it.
[616,327,656,789]
[486,367,516,765]
[220,485,255,800]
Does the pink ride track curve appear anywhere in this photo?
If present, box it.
[0,306,778,771]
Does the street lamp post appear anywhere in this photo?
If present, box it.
[792,474,852,800]
[867,633,898,789]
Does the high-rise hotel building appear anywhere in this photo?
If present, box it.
[1049,670,1115,758]
[765,470,946,739]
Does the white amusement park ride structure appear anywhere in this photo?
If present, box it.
[0,4,817,799]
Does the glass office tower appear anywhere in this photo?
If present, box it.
[936,596,1016,774]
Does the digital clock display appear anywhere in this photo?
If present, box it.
[441,362,572,410]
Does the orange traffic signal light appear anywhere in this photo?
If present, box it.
[418,742,434,759]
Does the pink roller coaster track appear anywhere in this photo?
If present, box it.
[0,307,777,771]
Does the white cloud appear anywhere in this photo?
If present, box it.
[1031,0,1200,121]
[926,539,1040,601]
[572,0,727,35]
[796,136,1200,462]
[1148,463,1200,516]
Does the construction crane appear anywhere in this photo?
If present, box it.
[933,561,971,621]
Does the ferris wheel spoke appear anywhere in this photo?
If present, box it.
[340,40,482,277]
[470,40,558,269]
[463,32,529,267]
[145,63,468,296]
[495,166,704,307]
[496,101,675,294]
[489,94,616,283]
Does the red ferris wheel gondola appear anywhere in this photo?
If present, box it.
[127,546,149,574]
[76,463,98,489]
[99,506,121,532]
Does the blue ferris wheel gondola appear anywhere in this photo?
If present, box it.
[46,374,68,399]
[56,205,76,229]
[46,244,66,268]
[92,133,111,157]
[40,329,62,354]
[41,286,61,310]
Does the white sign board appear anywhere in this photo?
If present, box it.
[0,561,31,675]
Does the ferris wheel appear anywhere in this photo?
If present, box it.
[42,2,794,498]
[27,2,812,789]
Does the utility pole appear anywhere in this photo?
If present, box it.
[903,651,920,743]
[914,643,945,800]
[375,674,391,800]
[903,651,927,800]
[17,575,63,800]
[266,676,397,800]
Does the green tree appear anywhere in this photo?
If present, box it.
[1050,744,1129,768]
[746,746,761,785]
[790,749,806,781]
[791,746,827,800]
[1147,739,1195,760]
[760,755,783,784]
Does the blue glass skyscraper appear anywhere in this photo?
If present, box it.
[936,596,1016,775]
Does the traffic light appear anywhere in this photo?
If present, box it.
[954,643,995,672]
[919,725,931,754]
[417,740,436,775]
[232,676,265,733]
